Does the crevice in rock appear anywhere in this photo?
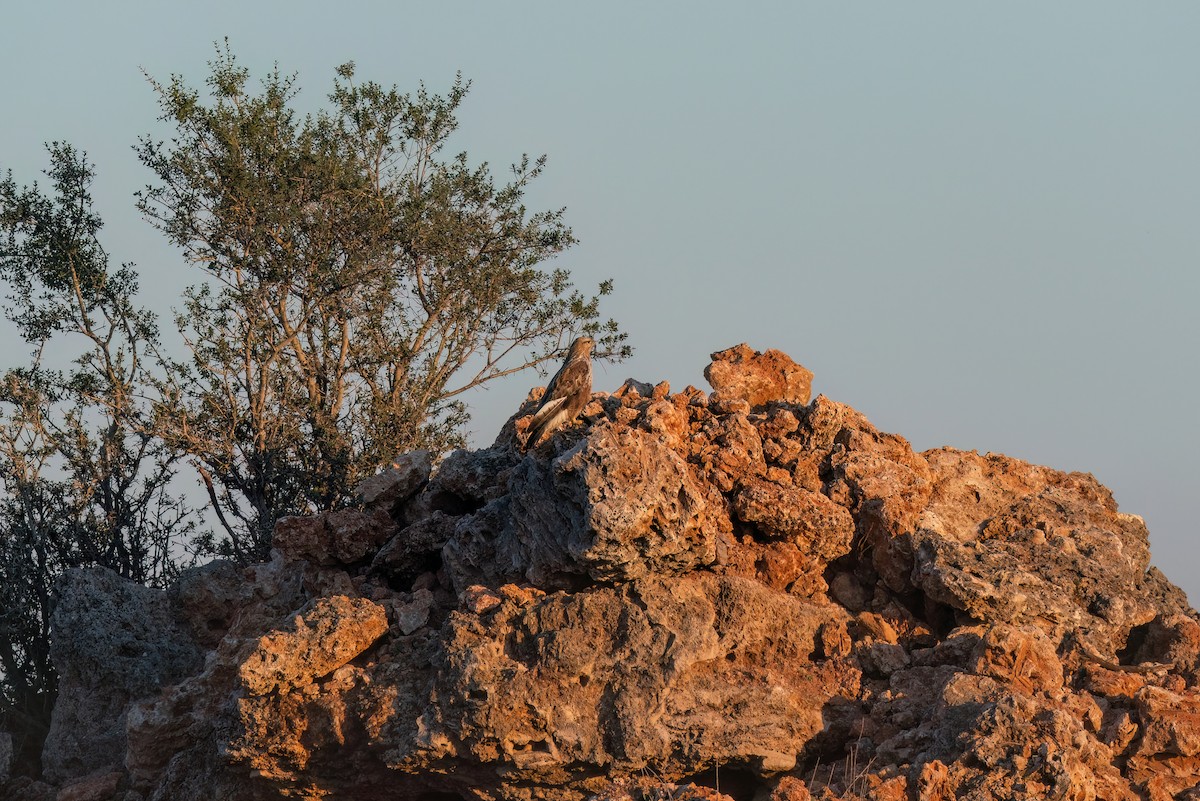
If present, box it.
[823,554,874,613]
[678,763,764,801]
[377,551,444,593]
[911,589,961,638]
[1116,621,1153,666]
[426,490,483,517]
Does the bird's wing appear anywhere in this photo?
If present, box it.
[556,359,589,395]
[528,395,567,429]
[540,361,571,402]
[535,358,584,407]
[529,406,570,446]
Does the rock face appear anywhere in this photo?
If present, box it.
[0,731,10,782]
[42,567,203,784]
[9,343,1199,801]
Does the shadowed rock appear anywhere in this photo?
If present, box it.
[42,568,203,784]
[13,344,1199,801]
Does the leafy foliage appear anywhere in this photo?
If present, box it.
[137,45,628,558]
[0,145,193,772]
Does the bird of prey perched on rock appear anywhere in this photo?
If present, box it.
[525,336,594,447]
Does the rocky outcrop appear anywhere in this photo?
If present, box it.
[8,344,1198,801]
[41,568,204,784]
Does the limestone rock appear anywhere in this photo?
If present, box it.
[592,779,735,801]
[704,343,813,408]
[733,476,854,560]
[237,595,388,697]
[911,448,1172,649]
[371,510,458,581]
[409,445,517,515]
[273,507,397,566]
[505,422,723,585]
[54,771,121,801]
[357,449,433,508]
[41,568,203,784]
[168,559,254,648]
[24,344,1200,801]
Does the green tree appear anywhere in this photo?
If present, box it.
[0,371,64,775]
[138,45,629,559]
[0,144,193,772]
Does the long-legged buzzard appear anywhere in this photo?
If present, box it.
[525,336,594,447]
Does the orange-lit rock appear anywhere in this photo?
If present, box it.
[15,345,1199,801]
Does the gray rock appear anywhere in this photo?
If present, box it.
[355,449,433,510]
[0,730,11,782]
[505,423,720,586]
[42,568,203,783]
[372,511,457,582]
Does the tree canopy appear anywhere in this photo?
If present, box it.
[137,45,629,557]
[0,144,193,773]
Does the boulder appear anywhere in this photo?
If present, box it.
[355,449,433,510]
[704,343,813,408]
[42,568,203,783]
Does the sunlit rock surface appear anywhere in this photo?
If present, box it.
[17,344,1199,801]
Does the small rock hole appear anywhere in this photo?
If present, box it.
[1117,621,1153,665]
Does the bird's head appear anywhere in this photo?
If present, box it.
[570,336,595,357]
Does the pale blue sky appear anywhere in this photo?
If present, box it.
[2,3,1198,599]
